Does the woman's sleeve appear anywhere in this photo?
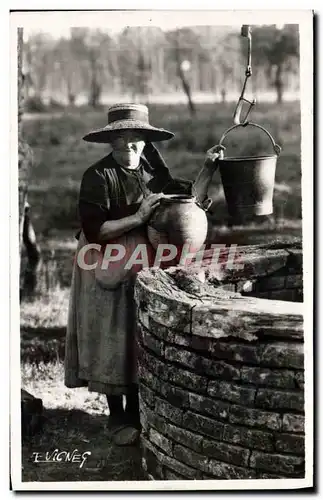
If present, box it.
[78,167,111,244]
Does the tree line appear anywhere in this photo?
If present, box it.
[23,24,300,109]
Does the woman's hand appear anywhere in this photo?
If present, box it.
[137,193,164,223]
[204,145,224,168]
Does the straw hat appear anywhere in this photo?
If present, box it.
[83,103,174,143]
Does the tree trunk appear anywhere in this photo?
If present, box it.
[177,60,196,116]
[18,28,41,297]
[274,64,284,104]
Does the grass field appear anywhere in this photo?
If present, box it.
[19,101,303,483]
[23,101,302,237]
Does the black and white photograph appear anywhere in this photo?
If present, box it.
[9,8,313,491]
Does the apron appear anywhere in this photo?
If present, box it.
[64,230,153,395]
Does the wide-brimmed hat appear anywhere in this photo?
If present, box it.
[83,103,174,143]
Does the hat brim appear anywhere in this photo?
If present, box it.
[83,119,174,143]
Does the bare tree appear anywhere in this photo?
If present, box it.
[18,28,41,297]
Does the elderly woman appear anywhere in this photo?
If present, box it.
[64,103,218,446]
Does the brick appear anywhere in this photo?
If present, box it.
[155,397,183,425]
[206,360,241,381]
[223,424,274,452]
[139,348,169,381]
[149,428,173,455]
[282,414,305,433]
[138,365,161,393]
[255,388,304,412]
[275,433,305,455]
[183,410,224,440]
[165,424,203,453]
[173,444,209,473]
[164,346,241,380]
[151,412,169,436]
[241,366,296,389]
[164,346,208,373]
[255,276,286,291]
[135,283,192,331]
[250,451,305,476]
[139,384,155,408]
[162,455,202,479]
[208,380,256,405]
[142,437,201,479]
[269,290,295,301]
[140,327,164,356]
[208,459,256,479]
[188,392,230,420]
[202,438,250,467]
[229,405,281,431]
[169,367,208,394]
[158,380,189,408]
[163,468,187,480]
[260,342,304,369]
[285,275,303,289]
[147,317,174,341]
[295,372,305,389]
[256,472,284,479]
[143,445,160,478]
[210,341,260,364]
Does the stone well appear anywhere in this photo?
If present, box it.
[134,240,304,480]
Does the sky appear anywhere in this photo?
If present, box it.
[13,10,293,41]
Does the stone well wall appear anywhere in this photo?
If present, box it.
[134,242,305,480]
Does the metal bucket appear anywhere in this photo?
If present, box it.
[216,123,281,218]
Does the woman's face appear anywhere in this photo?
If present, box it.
[110,130,145,168]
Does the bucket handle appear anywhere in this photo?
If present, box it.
[217,122,282,156]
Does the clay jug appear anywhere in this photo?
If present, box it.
[147,194,208,254]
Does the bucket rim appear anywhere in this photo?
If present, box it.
[218,155,278,161]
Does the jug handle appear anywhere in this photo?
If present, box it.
[218,122,282,157]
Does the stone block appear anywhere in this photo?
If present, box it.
[140,327,164,357]
[255,388,304,412]
[188,392,230,421]
[275,433,305,455]
[209,341,260,364]
[240,366,296,389]
[206,360,241,381]
[163,468,187,480]
[208,459,256,479]
[182,410,224,440]
[139,384,156,408]
[157,380,189,408]
[164,345,208,373]
[163,455,203,479]
[269,290,296,301]
[202,438,250,467]
[282,414,305,433]
[208,380,256,405]
[135,280,193,331]
[260,342,304,370]
[139,348,169,381]
[295,372,305,389]
[155,396,183,426]
[223,424,274,452]
[249,451,305,476]
[173,444,209,473]
[168,367,208,394]
[149,428,173,456]
[138,364,161,393]
[165,423,203,453]
[285,275,303,289]
[229,404,281,431]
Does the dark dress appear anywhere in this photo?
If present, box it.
[64,143,192,395]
